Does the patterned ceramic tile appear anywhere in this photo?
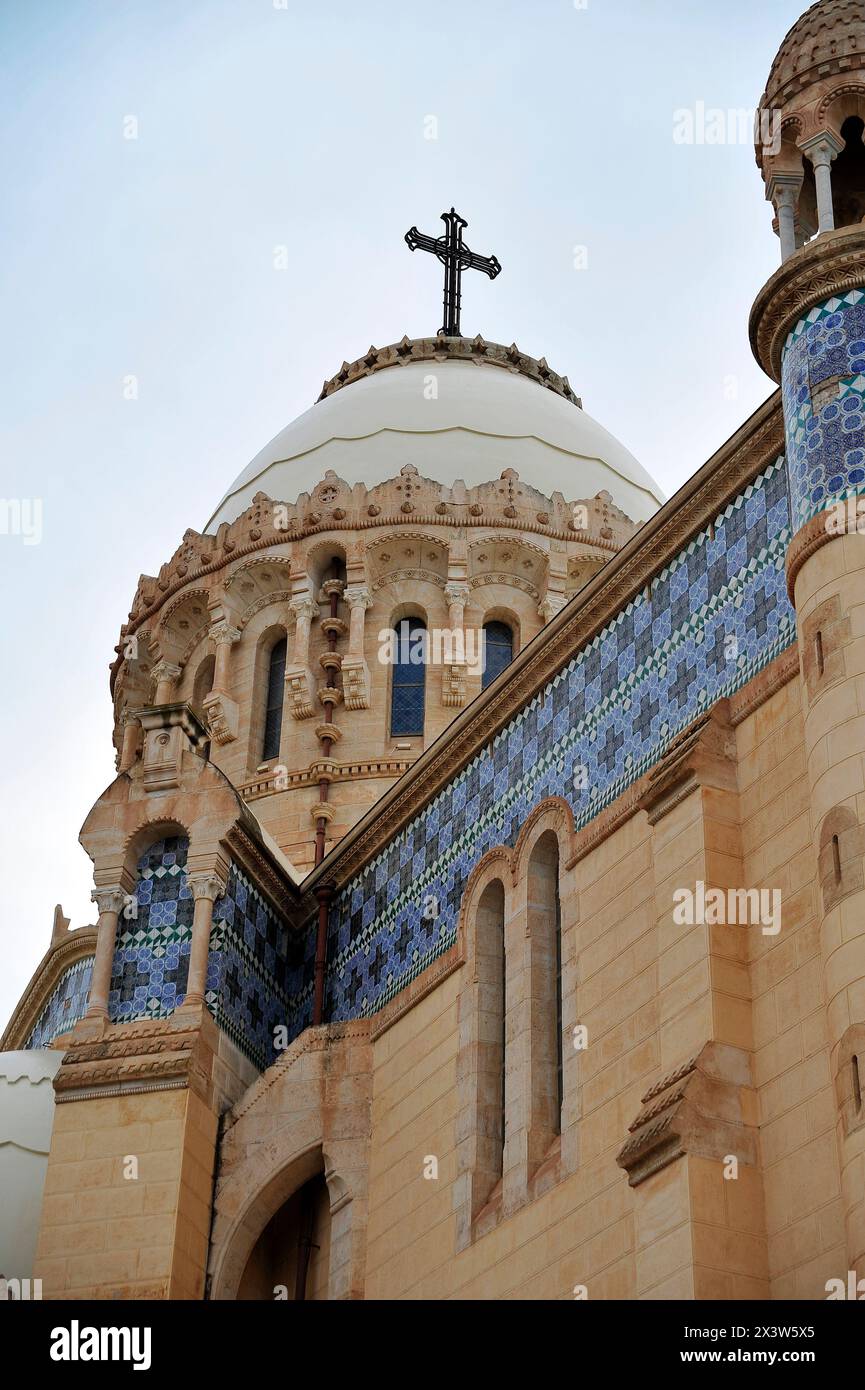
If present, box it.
[108,835,194,1023]
[25,956,94,1048]
[783,289,865,527]
[207,860,304,1070]
[103,835,301,1070]
[313,457,796,1027]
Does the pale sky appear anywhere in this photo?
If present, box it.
[0,0,805,1029]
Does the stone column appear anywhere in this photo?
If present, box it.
[540,554,568,623]
[801,133,843,235]
[211,622,240,692]
[342,586,373,710]
[344,586,373,656]
[768,174,802,264]
[285,596,319,720]
[183,873,226,1008]
[203,622,241,744]
[85,887,128,1021]
[291,596,319,665]
[119,714,141,772]
[443,583,471,707]
[152,660,182,706]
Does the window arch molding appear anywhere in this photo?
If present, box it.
[121,817,193,886]
[455,846,515,1250]
[510,798,580,1199]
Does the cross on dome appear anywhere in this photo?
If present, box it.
[404,207,501,337]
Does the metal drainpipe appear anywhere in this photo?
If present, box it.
[314,572,341,866]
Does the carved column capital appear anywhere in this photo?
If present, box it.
[343,585,373,611]
[538,593,567,621]
[289,596,320,622]
[209,621,241,648]
[91,886,127,917]
[799,130,844,169]
[151,660,182,688]
[444,583,470,606]
[187,872,227,903]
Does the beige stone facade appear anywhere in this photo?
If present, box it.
[3,0,865,1306]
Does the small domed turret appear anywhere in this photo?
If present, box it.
[756,0,865,261]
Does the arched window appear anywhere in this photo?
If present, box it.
[390,619,426,736]
[833,116,865,228]
[528,832,564,1146]
[192,654,215,713]
[457,875,508,1235]
[262,637,287,762]
[482,621,514,690]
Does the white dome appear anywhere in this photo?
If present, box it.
[0,1050,61,1279]
[206,353,662,532]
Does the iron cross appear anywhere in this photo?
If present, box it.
[405,208,501,338]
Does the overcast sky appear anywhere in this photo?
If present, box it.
[0,0,805,1030]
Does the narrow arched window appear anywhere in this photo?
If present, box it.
[528,832,564,1145]
[262,637,287,761]
[482,621,514,690]
[390,619,426,736]
[479,880,507,1183]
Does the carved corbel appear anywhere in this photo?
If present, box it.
[134,703,209,792]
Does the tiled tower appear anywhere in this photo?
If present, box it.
[751,0,865,1287]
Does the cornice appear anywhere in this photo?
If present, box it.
[304,391,786,895]
[316,334,582,408]
[224,822,302,919]
[52,1014,209,1102]
[749,225,865,380]
[0,927,98,1052]
[239,755,417,802]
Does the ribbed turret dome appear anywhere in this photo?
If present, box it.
[763,0,865,108]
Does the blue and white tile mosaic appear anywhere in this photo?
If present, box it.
[207,860,301,1071]
[104,834,300,1070]
[782,289,865,528]
[108,835,193,1023]
[308,457,796,1027]
[25,956,94,1048]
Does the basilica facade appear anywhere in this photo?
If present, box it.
[2,0,865,1301]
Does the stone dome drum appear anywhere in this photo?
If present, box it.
[205,337,663,531]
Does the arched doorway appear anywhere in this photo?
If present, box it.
[237,1170,331,1300]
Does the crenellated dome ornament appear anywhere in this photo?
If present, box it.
[761,0,865,112]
